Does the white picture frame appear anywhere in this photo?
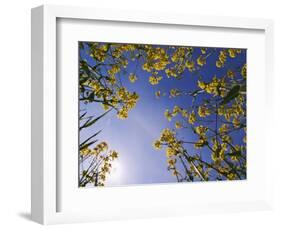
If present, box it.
[31,4,274,225]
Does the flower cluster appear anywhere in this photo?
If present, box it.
[111,44,136,59]
[164,106,189,122]
[142,46,170,72]
[90,44,108,62]
[185,60,195,72]
[197,76,226,97]
[153,47,246,181]
[211,138,228,163]
[154,129,183,156]
[198,106,211,117]
[171,47,186,62]
[216,49,241,68]
[188,111,196,124]
[153,129,186,178]
[116,87,139,119]
[79,141,119,187]
[80,142,109,156]
[149,76,163,85]
[82,77,139,119]
[165,68,178,78]
[218,97,245,123]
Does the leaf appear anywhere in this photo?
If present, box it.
[80,140,98,150]
[80,130,102,148]
[80,109,112,130]
[220,85,240,105]
[79,112,87,120]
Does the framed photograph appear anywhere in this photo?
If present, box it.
[31,5,274,224]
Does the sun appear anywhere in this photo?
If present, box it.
[106,159,123,185]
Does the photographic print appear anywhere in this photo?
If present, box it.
[79,42,246,187]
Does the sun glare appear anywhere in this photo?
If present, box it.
[106,160,123,185]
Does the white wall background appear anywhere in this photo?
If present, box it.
[0,0,280,229]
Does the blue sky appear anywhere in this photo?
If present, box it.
[79,42,246,186]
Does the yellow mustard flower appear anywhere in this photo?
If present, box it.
[201,48,207,54]
[219,124,229,134]
[197,55,206,66]
[149,76,162,85]
[228,49,236,58]
[117,107,129,120]
[227,70,235,78]
[211,140,227,161]
[198,80,206,90]
[195,125,208,136]
[194,136,207,149]
[153,140,162,150]
[216,50,227,68]
[108,65,121,76]
[198,106,211,117]
[159,128,176,143]
[227,173,236,180]
[241,64,247,78]
[89,81,102,92]
[129,73,138,83]
[169,88,180,98]
[185,60,195,72]
[164,109,173,121]
[167,158,177,166]
[165,68,177,78]
[232,117,240,128]
[216,60,223,68]
[172,105,182,116]
[175,121,182,129]
[222,135,231,143]
[219,50,227,63]
[99,174,106,181]
[188,111,196,124]
[181,109,188,118]
[80,147,91,156]
[172,169,179,176]
[110,151,119,159]
[155,91,161,98]
[171,48,185,62]
[166,147,176,158]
